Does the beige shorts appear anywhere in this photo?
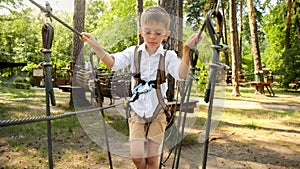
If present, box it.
[128,111,167,144]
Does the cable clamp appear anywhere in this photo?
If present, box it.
[209,62,230,70]
[211,44,230,51]
[37,62,52,68]
[39,48,52,55]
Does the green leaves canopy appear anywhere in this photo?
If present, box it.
[262,1,300,86]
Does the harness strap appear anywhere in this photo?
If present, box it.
[133,46,168,123]
[133,47,142,87]
[132,46,169,138]
[145,52,167,123]
[133,46,167,86]
[144,122,151,138]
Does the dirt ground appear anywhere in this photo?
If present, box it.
[0,88,300,169]
[173,121,300,169]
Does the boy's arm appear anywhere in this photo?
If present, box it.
[179,34,202,79]
[80,32,114,68]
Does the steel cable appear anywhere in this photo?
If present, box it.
[0,103,122,127]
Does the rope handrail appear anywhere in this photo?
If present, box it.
[0,103,122,127]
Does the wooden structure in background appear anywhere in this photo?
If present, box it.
[249,68,275,96]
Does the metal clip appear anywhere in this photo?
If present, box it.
[211,44,230,51]
[37,62,52,68]
[209,62,230,70]
[42,1,52,24]
[38,48,52,55]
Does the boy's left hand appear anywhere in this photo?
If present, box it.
[184,34,202,50]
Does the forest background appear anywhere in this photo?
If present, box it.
[0,0,299,88]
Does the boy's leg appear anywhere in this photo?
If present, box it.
[131,140,147,169]
[129,112,147,168]
[145,113,167,169]
[146,140,161,169]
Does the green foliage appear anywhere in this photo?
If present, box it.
[0,75,31,89]
[281,49,300,86]
[241,43,254,76]
[0,8,41,63]
[190,33,212,92]
[1,6,74,77]
[85,0,106,32]
[3,0,298,90]
[91,0,137,52]
[262,1,300,86]
[89,0,155,53]
[184,0,211,30]
[51,11,73,68]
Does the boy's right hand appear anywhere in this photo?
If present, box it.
[80,32,94,42]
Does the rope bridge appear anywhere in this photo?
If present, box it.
[2,0,227,168]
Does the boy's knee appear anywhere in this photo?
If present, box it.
[131,157,144,165]
[146,156,158,167]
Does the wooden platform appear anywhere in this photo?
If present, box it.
[249,82,275,96]
[167,100,198,113]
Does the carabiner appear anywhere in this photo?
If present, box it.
[133,83,142,94]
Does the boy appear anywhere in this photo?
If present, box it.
[81,6,200,169]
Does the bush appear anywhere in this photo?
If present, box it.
[0,76,31,89]
[13,82,31,89]
[0,82,31,89]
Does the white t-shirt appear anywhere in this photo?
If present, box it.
[112,43,182,118]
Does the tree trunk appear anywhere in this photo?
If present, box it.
[72,0,86,64]
[222,4,230,67]
[159,0,178,51]
[230,0,240,96]
[178,0,183,58]
[239,0,243,71]
[247,0,263,94]
[158,0,179,101]
[295,2,300,48]
[285,0,294,66]
[285,0,293,49]
[137,0,144,45]
[70,0,86,106]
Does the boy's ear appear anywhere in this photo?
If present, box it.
[164,31,171,40]
[138,27,143,35]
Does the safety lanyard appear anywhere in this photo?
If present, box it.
[133,80,154,94]
[130,81,154,103]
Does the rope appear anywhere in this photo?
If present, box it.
[28,0,82,36]
[0,103,122,127]
[41,23,56,107]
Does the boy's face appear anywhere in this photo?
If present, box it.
[139,20,170,51]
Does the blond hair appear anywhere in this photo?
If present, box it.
[140,6,170,30]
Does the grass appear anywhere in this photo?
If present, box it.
[190,81,300,106]
[225,84,300,104]
[0,84,299,168]
[106,114,129,136]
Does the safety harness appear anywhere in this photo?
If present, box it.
[131,46,169,137]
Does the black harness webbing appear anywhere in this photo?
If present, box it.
[132,46,168,137]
